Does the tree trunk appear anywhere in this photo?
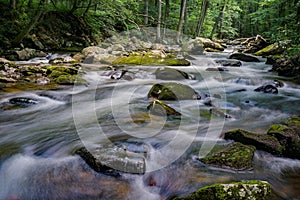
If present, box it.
[10,0,16,9]
[156,0,162,42]
[183,0,188,34]
[210,4,226,39]
[162,0,170,39]
[12,0,46,46]
[176,0,187,44]
[144,0,149,25]
[194,0,209,38]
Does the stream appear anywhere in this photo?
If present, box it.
[0,47,300,200]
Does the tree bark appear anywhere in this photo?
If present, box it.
[156,0,162,42]
[144,0,149,25]
[194,0,209,38]
[176,0,187,44]
[10,0,16,9]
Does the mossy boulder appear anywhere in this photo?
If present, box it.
[223,129,283,155]
[112,51,190,66]
[200,142,256,170]
[148,82,200,100]
[267,116,300,159]
[174,180,271,200]
[44,65,86,85]
[229,53,260,62]
[254,43,285,56]
[147,100,181,116]
[154,67,193,80]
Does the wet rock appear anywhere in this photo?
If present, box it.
[205,67,228,72]
[112,51,190,66]
[0,76,17,83]
[223,129,283,155]
[181,40,204,55]
[254,80,282,94]
[147,100,181,116]
[272,52,300,77]
[148,82,200,100]
[36,77,50,85]
[9,97,39,107]
[175,180,271,200]
[267,116,300,159]
[15,48,47,60]
[254,41,289,56]
[154,67,192,80]
[215,59,242,67]
[210,108,232,118]
[75,145,146,174]
[200,142,255,170]
[229,52,260,62]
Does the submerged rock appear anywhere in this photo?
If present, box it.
[215,59,242,67]
[229,52,260,62]
[148,82,200,100]
[254,80,283,94]
[175,180,271,200]
[9,97,39,106]
[200,142,256,170]
[75,145,146,175]
[224,129,283,155]
[154,67,193,80]
[147,100,181,116]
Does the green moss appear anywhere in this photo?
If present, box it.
[176,180,271,200]
[285,115,300,126]
[45,66,78,75]
[147,100,181,116]
[254,43,282,56]
[224,129,283,155]
[200,142,256,170]
[54,74,87,85]
[268,124,288,133]
[148,82,199,100]
[112,52,190,66]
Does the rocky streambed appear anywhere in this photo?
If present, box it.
[0,36,300,199]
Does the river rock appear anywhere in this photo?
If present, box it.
[272,52,300,77]
[242,35,269,54]
[229,52,260,62]
[147,100,181,116]
[75,145,146,174]
[112,51,190,66]
[267,116,300,159]
[174,180,271,200]
[181,40,204,55]
[200,142,255,170]
[154,67,192,80]
[15,48,47,60]
[195,37,224,52]
[148,82,201,100]
[254,80,283,94]
[215,59,242,67]
[254,41,289,56]
[9,97,39,107]
[223,129,283,155]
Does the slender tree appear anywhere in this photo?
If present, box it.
[144,0,149,25]
[156,0,162,42]
[176,0,187,44]
[194,0,209,38]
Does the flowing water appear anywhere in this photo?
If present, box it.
[1,48,300,200]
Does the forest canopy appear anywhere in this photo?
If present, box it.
[0,0,299,50]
